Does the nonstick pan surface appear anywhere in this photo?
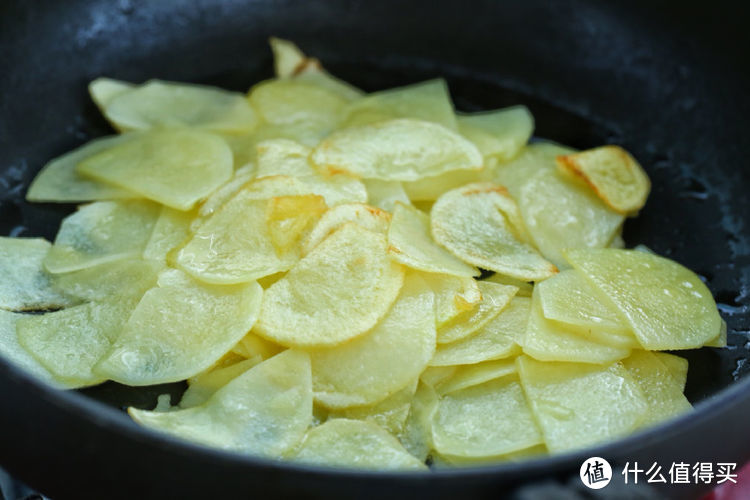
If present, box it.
[0,1,749,499]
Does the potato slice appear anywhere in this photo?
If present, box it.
[398,382,438,461]
[310,273,435,409]
[256,223,405,348]
[435,444,547,467]
[421,273,482,327]
[102,80,259,133]
[622,350,692,427]
[521,289,631,364]
[420,366,457,388]
[195,163,258,225]
[430,297,529,366]
[457,106,534,160]
[388,202,479,278]
[517,355,648,453]
[129,350,312,457]
[266,195,328,255]
[180,356,263,408]
[301,202,390,256]
[343,79,457,130]
[483,273,534,297]
[489,141,574,195]
[432,375,543,458]
[269,37,309,78]
[654,352,688,391]
[44,200,160,274]
[436,358,517,395]
[437,281,517,344]
[363,179,411,212]
[51,258,160,302]
[294,419,426,470]
[706,318,728,347]
[334,379,418,435]
[402,169,484,201]
[77,129,233,211]
[88,77,134,109]
[255,139,314,178]
[564,248,722,350]
[312,119,482,181]
[26,135,137,202]
[557,146,650,214]
[95,269,263,385]
[431,183,557,281]
[143,207,195,262]
[0,237,77,311]
[231,332,284,360]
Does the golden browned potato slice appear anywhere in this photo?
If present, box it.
[437,281,517,344]
[436,358,517,395]
[301,202,390,256]
[557,145,650,214]
[457,105,534,161]
[421,273,482,328]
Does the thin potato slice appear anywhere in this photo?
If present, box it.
[432,375,544,458]
[129,350,312,457]
[421,273,482,328]
[564,248,722,350]
[437,281,517,344]
[557,145,650,214]
[266,195,327,254]
[489,141,575,195]
[430,297,529,366]
[312,119,482,181]
[431,183,557,281]
[180,356,263,408]
[51,258,161,302]
[294,419,426,470]
[103,80,259,133]
[435,444,547,467]
[706,318,728,347]
[195,163,258,224]
[388,202,479,278]
[483,273,534,297]
[517,355,648,453]
[0,237,77,311]
[231,332,284,360]
[310,274,435,409]
[398,382,439,461]
[457,106,534,160]
[256,223,405,348]
[88,77,134,109]
[436,358,517,395]
[269,37,309,78]
[77,129,233,211]
[419,366,457,388]
[302,203,390,256]
[363,179,411,212]
[26,135,137,202]
[143,207,195,263]
[655,352,689,391]
[334,379,418,435]
[255,139,314,178]
[402,169,484,202]
[44,200,160,274]
[95,269,263,385]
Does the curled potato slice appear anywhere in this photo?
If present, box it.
[421,273,481,327]
[310,274,435,409]
[44,200,160,274]
[437,281,517,344]
[77,129,233,211]
[302,203,391,256]
[294,419,426,470]
[564,248,722,350]
[95,269,263,385]
[312,119,482,181]
[457,105,533,160]
[269,37,309,78]
[88,77,134,109]
[130,350,312,457]
[431,183,557,281]
[436,358,517,395]
[388,202,479,278]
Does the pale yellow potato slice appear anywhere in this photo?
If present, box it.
[457,106,534,160]
[654,352,689,391]
[431,183,557,281]
[489,141,575,195]
[26,135,137,202]
[301,202,390,256]
[334,379,418,435]
[180,356,263,408]
[517,355,648,453]
[388,202,479,278]
[255,138,313,178]
[0,237,77,311]
[77,129,233,210]
[88,77,134,109]
[363,179,411,212]
[432,375,544,458]
[255,223,405,348]
[564,248,722,350]
[421,273,482,327]
[437,281,517,344]
[269,37,308,77]
[402,169,484,201]
[557,145,650,214]
[430,296,529,366]
[231,332,284,360]
[143,207,195,262]
[397,382,439,461]
[483,273,534,297]
[622,350,692,427]
[435,444,547,467]
[343,79,457,130]
[51,258,160,302]
[521,290,631,364]
[266,195,328,255]
[310,273,435,409]
[129,350,312,457]
[44,200,160,274]
[312,119,482,181]
[195,163,258,224]
[102,80,259,133]
[706,318,728,347]
[95,269,263,385]
[419,366,456,388]
[294,419,426,470]
[436,358,517,395]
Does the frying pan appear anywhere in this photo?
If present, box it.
[1,0,749,498]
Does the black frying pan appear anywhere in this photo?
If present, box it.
[1,1,749,499]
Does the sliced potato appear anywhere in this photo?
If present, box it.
[195,163,258,225]
[51,258,160,302]
[705,318,728,347]
[180,356,263,408]
[231,332,284,360]
[388,202,479,278]
[143,207,195,263]
[95,269,263,385]
[302,202,391,256]
[564,248,722,350]
[419,366,457,388]
[44,200,160,274]
[312,119,482,181]
[269,37,309,78]
[255,223,405,348]
[436,358,517,395]
[557,145,650,214]
[457,106,533,160]
[431,183,557,281]
[129,350,312,457]
[654,352,688,391]
[421,273,482,327]
[483,273,534,297]
[266,195,328,254]
[255,138,315,178]
[437,281,517,344]
[363,179,411,212]
[88,77,134,109]
[402,169,484,201]
[335,379,418,435]
[102,79,259,133]
[294,419,426,470]
[310,273,435,409]
[397,382,438,461]
[489,141,574,195]
[77,129,233,210]
[436,444,547,467]
[432,375,543,458]
[517,355,648,453]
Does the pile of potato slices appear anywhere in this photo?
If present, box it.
[0,38,725,470]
